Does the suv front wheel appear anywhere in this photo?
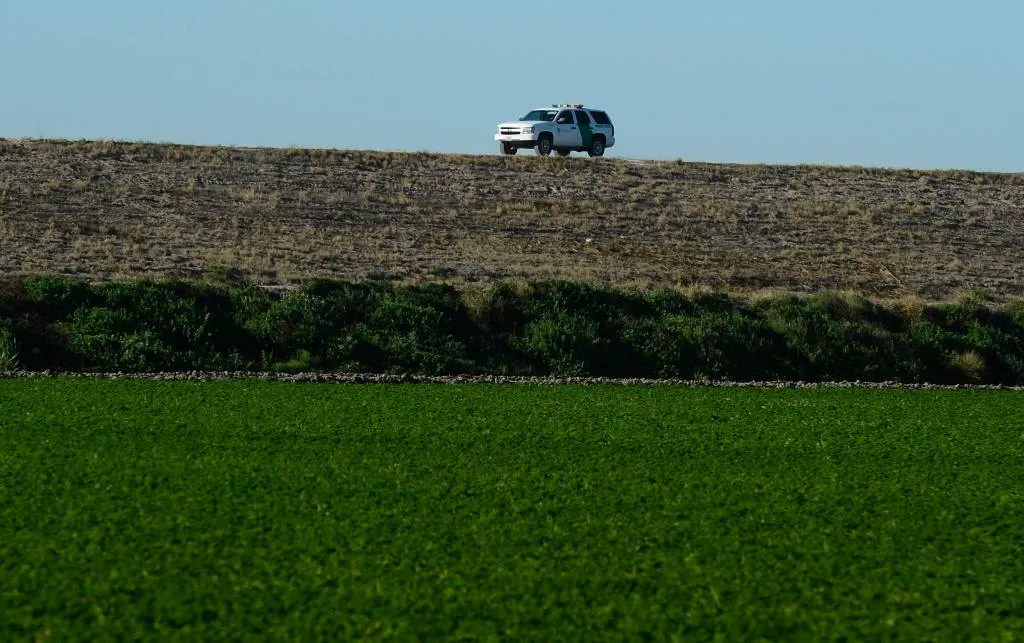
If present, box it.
[536,135,553,156]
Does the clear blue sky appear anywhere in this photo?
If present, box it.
[3,1,1022,170]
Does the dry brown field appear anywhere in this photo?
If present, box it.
[2,138,1023,301]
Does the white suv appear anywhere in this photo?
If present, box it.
[495,104,616,157]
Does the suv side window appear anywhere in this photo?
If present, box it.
[590,111,612,125]
[574,110,591,125]
[555,111,575,125]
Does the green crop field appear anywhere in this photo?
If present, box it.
[2,380,1024,641]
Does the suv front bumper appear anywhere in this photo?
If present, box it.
[495,133,539,146]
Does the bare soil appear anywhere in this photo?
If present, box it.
[2,139,1023,300]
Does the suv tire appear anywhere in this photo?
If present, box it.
[536,135,553,156]
[501,143,517,155]
[588,137,605,158]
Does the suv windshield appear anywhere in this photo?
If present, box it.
[520,110,557,122]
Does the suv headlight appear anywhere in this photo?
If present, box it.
[522,126,534,134]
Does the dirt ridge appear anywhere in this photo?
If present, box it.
[2,138,1023,300]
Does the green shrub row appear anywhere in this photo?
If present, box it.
[2,276,1023,383]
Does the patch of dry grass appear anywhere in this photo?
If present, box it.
[950,350,987,382]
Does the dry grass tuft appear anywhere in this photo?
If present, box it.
[890,295,927,320]
[949,350,986,382]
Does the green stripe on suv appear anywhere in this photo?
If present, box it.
[578,116,594,148]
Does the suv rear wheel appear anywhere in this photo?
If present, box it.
[536,135,553,156]
[588,137,605,158]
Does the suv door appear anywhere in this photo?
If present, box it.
[553,110,581,148]
[574,110,594,150]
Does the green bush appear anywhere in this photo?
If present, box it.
[526,280,646,328]
[4,277,1024,384]
[66,281,240,371]
[247,290,332,364]
[325,323,386,372]
[246,282,478,374]
[515,311,606,376]
[902,321,957,383]
[622,316,697,378]
[509,281,659,377]
[464,282,532,334]
[642,290,694,317]
[69,308,175,371]
[229,285,276,324]
[246,281,398,371]
[962,318,1024,384]
[364,287,476,374]
[25,276,96,316]
[758,294,910,381]
[666,310,789,380]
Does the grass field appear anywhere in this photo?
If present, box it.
[3,380,1024,640]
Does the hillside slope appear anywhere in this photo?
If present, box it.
[2,139,1022,300]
